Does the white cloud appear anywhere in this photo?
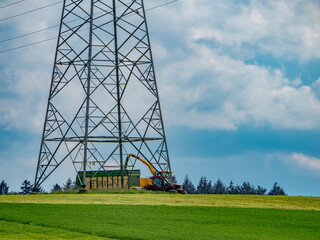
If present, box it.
[1,0,320,132]
[285,153,320,173]
[150,0,320,130]
[158,0,320,61]
[0,0,60,131]
[312,77,320,99]
[158,44,320,130]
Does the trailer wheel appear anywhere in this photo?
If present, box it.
[178,189,187,194]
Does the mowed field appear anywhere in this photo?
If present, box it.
[0,194,319,239]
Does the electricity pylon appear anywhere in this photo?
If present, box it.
[33,0,171,190]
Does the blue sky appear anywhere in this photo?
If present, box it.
[0,0,320,196]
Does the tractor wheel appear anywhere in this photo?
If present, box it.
[178,189,187,194]
[169,190,178,193]
[146,186,156,191]
[164,183,172,192]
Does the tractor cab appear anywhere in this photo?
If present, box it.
[151,176,163,190]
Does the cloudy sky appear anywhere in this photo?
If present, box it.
[0,0,319,196]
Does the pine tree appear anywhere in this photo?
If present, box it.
[63,178,73,191]
[235,184,242,194]
[268,182,286,195]
[227,181,239,194]
[212,179,227,194]
[196,176,216,194]
[197,176,209,194]
[207,180,214,194]
[0,180,9,195]
[63,178,78,191]
[241,182,256,195]
[196,177,203,194]
[72,180,79,190]
[19,180,33,195]
[256,185,267,195]
[182,175,196,194]
[52,183,62,192]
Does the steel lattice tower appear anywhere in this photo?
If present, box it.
[34,0,171,190]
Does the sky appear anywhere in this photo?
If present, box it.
[0,0,319,196]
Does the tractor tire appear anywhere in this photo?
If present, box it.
[164,183,172,192]
[178,189,187,194]
[169,190,178,193]
[146,186,156,191]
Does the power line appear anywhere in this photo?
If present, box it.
[0,37,56,54]
[0,0,26,9]
[0,0,179,54]
[0,0,62,22]
[0,0,133,43]
[0,0,178,43]
[0,5,123,43]
[0,24,59,43]
[146,0,178,11]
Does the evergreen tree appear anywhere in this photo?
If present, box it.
[256,185,267,195]
[52,183,62,192]
[196,176,204,194]
[240,182,256,195]
[72,180,79,190]
[207,180,214,194]
[19,180,33,195]
[63,178,73,191]
[0,180,9,195]
[182,175,196,194]
[181,175,278,196]
[227,181,239,194]
[212,178,227,194]
[197,176,209,194]
[235,184,242,194]
[63,178,78,191]
[197,177,215,194]
[268,182,286,195]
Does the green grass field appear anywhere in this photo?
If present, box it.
[1,193,320,210]
[0,194,319,239]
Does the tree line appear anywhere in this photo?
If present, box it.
[1,176,286,195]
[0,178,78,195]
[182,175,286,195]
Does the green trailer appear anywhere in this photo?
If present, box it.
[77,170,140,190]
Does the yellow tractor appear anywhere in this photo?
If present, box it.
[124,154,186,194]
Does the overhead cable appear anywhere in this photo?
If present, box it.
[0,0,178,43]
[0,37,56,54]
[146,0,178,11]
[0,0,63,22]
[0,0,179,54]
[0,6,124,43]
[0,24,59,43]
[0,0,26,9]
